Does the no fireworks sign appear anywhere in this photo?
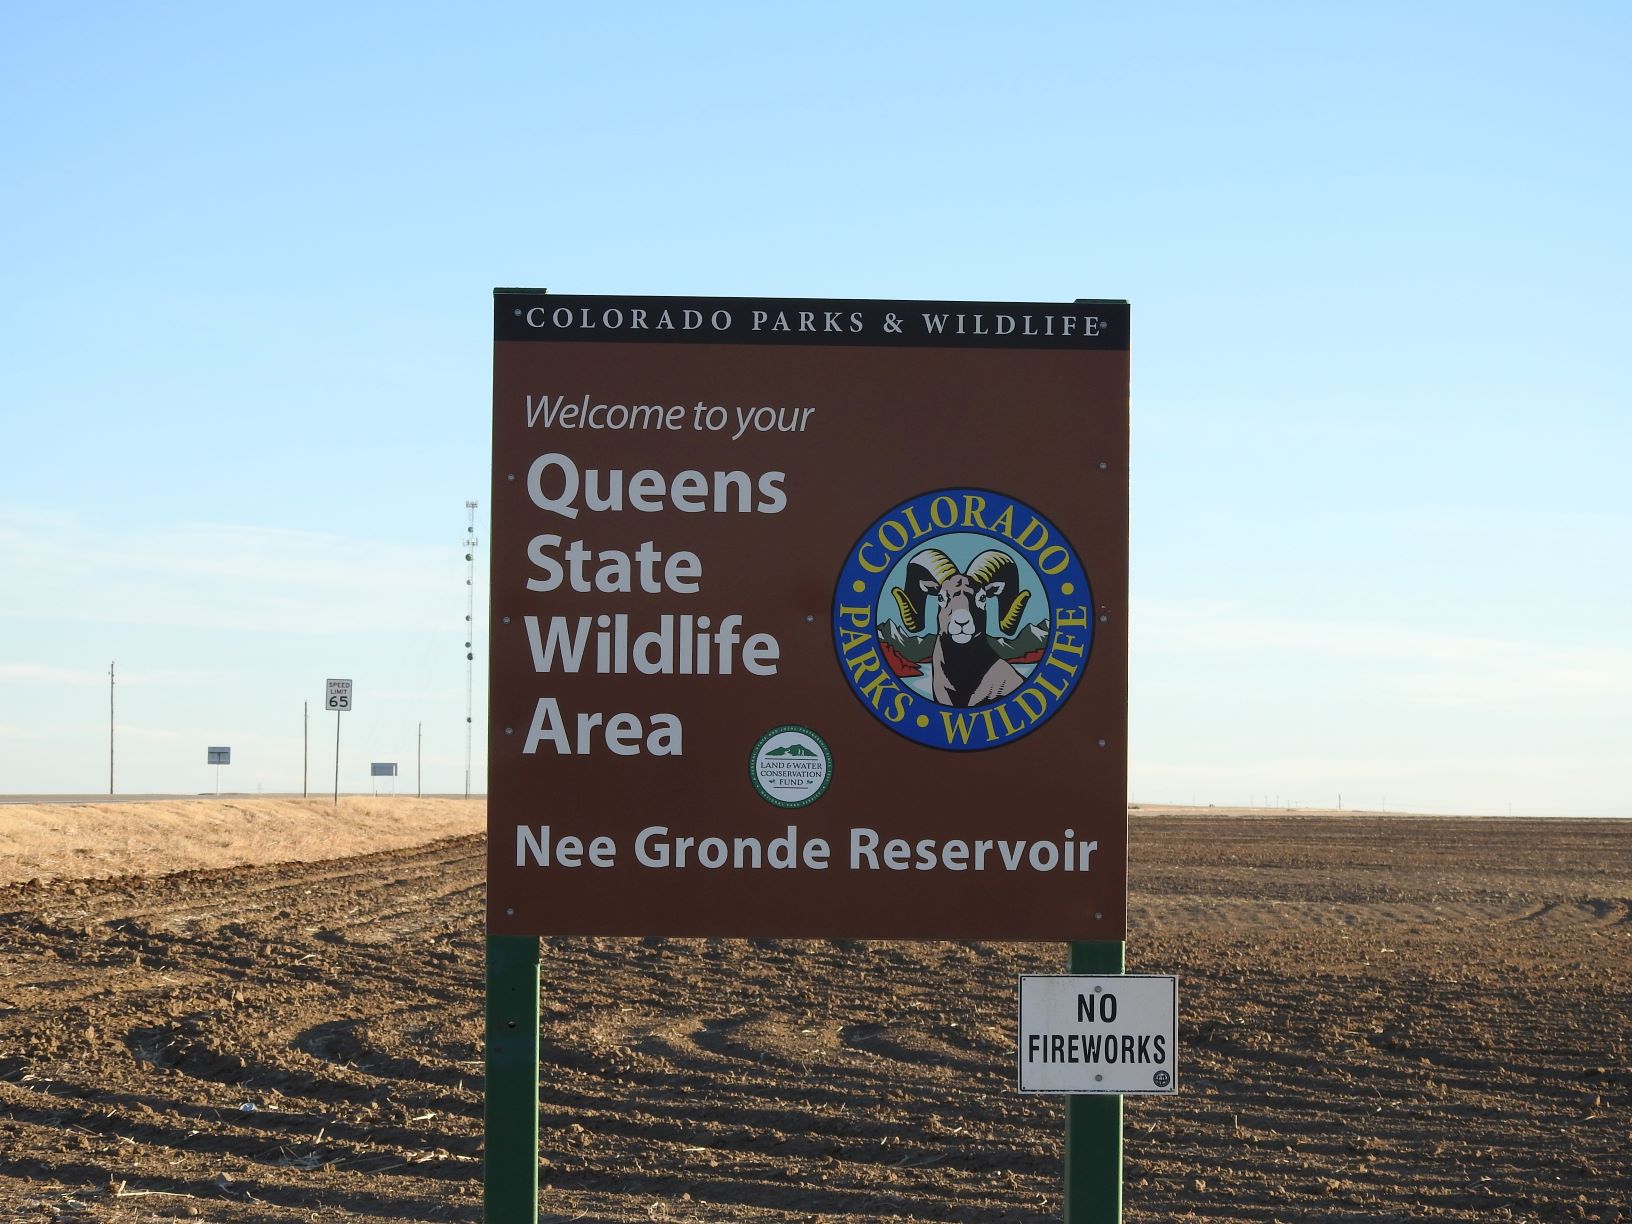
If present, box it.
[488,293,1129,941]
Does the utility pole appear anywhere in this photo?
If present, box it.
[417,721,423,799]
[464,499,479,800]
[108,661,115,795]
[303,701,309,798]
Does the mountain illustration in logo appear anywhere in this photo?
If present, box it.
[765,744,819,758]
[877,616,1050,678]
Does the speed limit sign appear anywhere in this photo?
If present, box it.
[326,678,353,711]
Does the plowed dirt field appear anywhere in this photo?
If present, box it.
[1,803,1627,1222]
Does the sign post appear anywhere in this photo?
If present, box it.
[487,292,1129,1221]
[326,679,352,806]
[484,934,540,1221]
[1065,942,1128,1223]
[206,746,230,795]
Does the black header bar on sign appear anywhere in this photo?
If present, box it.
[493,291,1129,351]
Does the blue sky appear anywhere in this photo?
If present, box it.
[1,3,1627,813]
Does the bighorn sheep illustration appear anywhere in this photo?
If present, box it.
[891,547,1033,707]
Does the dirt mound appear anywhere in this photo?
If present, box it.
[0,810,1627,1221]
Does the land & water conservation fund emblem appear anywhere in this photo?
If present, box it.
[833,488,1093,751]
[749,726,833,808]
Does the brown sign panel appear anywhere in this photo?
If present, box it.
[489,294,1129,940]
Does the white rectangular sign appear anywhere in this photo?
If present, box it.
[325,678,353,712]
[1018,974,1178,1095]
[207,747,231,765]
[370,762,397,777]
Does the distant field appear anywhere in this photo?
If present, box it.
[0,803,1626,1221]
[0,796,484,885]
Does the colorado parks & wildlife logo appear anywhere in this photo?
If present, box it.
[833,488,1092,750]
[749,725,833,808]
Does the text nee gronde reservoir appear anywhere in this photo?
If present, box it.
[515,824,1100,874]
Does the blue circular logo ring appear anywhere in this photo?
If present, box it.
[832,488,1092,751]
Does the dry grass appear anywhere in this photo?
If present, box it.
[0,796,485,885]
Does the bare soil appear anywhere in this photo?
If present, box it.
[0,802,1627,1222]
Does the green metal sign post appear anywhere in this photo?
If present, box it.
[484,935,541,1223]
[484,938,1129,1222]
[1064,939,1126,1223]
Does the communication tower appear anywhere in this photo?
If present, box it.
[464,500,479,799]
